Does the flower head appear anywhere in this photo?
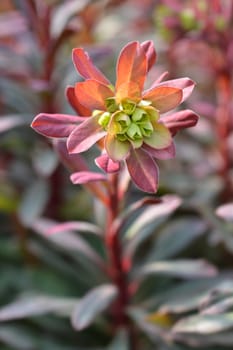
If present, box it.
[31,41,198,192]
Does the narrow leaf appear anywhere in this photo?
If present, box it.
[70,171,106,184]
[126,148,159,193]
[0,295,77,321]
[71,284,118,330]
[17,179,50,227]
[137,259,217,280]
[31,113,83,137]
[173,312,233,335]
[72,48,110,85]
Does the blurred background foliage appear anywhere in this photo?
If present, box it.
[0,0,233,349]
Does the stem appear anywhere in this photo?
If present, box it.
[216,72,232,201]
[105,173,138,349]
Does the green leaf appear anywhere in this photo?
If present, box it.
[71,284,118,330]
[0,325,34,350]
[33,147,59,177]
[136,259,217,280]
[17,179,50,226]
[0,115,25,133]
[107,330,128,350]
[124,195,181,257]
[31,218,105,268]
[147,217,207,261]
[0,295,78,321]
[156,279,233,315]
[173,312,233,334]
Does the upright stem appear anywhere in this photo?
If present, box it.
[216,72,232,201]
[105,173,138,350]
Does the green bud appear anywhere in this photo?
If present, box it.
[105,97,118,113]
[127,123,142,140]
[115,113,131,133]
[119,99,136,115]
[98,112,111,128]
[132,108,147,122]
[140,121,154,137]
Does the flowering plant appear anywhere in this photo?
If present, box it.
[32,40,198,192]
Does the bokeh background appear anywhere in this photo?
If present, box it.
[0,1,233,349]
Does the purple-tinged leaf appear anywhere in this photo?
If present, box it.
[71,284,118,330]
[216,203,233,222]
[172,312,233,335]
[67,114,106,154]
[0,11,26,37]
[53,140,108,204]
[136,259,217,280]
[95,154,121,173]
[125,195,182,240]
[31,113,84,137]
[124,195,182,257]
[152,71,169,85]
[70,171,106,184]
[143,141,176,159]
[17,180,50,227]
[33,147,59,177]
[53,139,90,172]
[148,217,207,261]
[163,109,199,135]
[141,40,157,72]
[47,221,102,236]
[201,297,233,316]
[0,295,77,321]
[30,218,104,267]
[113,197,162,234]
[126,148,159,193]
[0,115,25,133]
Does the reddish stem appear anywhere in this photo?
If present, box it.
[216,72,232,201]
[105,173,138,349]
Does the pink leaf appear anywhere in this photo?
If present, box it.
[141,40,157,71]
[67,114,106,154]
[216,203,233,222]
[47,221,102,236]
[72,48,110,85]
[126,148,159,193]
[53,140,107,203]
[95,154,121,173]
[143,141,176,159]
[53,139,90,172]
[31,113,84,137]
[70,171,106,184]
[163,109,199,135]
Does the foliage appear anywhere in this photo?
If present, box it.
[0,1,233,349]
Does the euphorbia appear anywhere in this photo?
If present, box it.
[31,41,198,192]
